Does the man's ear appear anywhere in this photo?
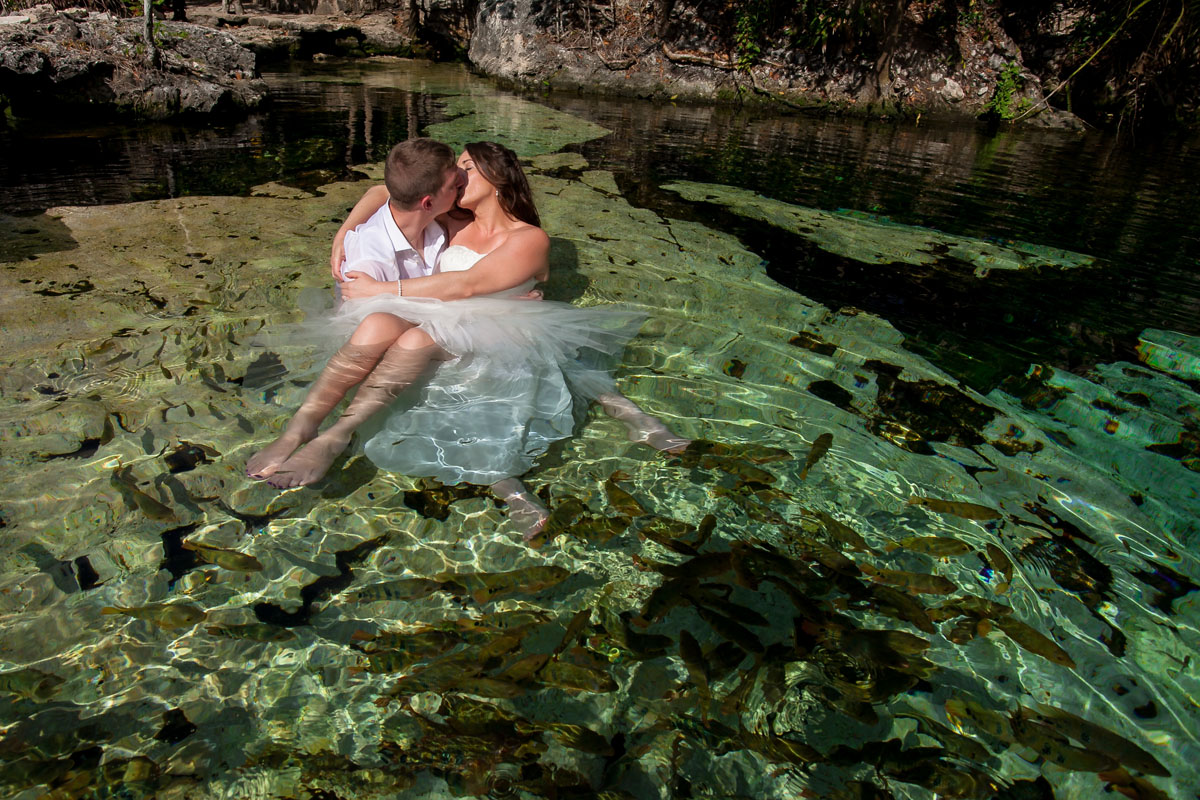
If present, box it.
[418,195,435,211]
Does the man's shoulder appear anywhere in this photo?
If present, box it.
[344,202,397,264]
[359,200,392,230]
[353,201,396,244]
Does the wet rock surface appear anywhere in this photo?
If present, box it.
[0,5,267,118]
[468,0,1083,128]
[187,4,419,61]
[0,69,1196,799]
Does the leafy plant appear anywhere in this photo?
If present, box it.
[985,60,1022,119]
[733,0,768,70]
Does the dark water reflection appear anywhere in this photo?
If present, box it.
[546,95,1200,390]
[0,61,440,211]
[2,60,1198,391]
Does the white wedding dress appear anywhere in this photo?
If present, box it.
[276,246,646,485]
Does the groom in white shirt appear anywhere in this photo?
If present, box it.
[332,137,463,288]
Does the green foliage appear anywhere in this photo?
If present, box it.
[731,0,884,68]
[732,0,768,70]
[123,0,165,16]
[790,0,877,49]
[984,61,1023,120]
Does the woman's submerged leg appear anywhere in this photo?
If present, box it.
[247,313,415,480]
[246,342,391,479]
[597,392,691,454]
[266,325,446,488]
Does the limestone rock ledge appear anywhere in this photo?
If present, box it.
[0,5,268,119]
[186,7,419,62]
[468,0,1084,128]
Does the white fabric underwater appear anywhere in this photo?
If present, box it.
[280,246,647,484]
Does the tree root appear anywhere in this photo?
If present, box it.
[660,43,735,70]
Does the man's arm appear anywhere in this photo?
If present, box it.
[331,185,390,280]
[340,227,550,301]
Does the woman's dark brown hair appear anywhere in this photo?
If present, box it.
[465,141,540,227]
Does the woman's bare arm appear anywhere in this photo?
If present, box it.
[331,185,391,279]
[340,227,550,301]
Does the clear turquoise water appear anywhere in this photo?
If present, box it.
[0,59,1197,800]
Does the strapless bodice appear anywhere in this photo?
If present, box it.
[439,245,536,296]
[440,245,486,272]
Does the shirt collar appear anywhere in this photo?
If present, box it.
[382,201,418,254]
[383,203,447,257]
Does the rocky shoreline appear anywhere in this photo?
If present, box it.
[0,2,1088,127]
[0,5,271,119]
[185,5,417,62]
[467,2,1083,128]
[0,3,428,120]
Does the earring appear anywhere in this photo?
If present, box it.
[494,190,499,197]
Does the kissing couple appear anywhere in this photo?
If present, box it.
[246,137,688,535]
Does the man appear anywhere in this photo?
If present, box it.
[245,138,464,484]
[332,137,464,287]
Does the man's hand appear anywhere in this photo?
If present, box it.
[338,271,391,301]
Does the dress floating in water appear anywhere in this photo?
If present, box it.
[258,246,646,485]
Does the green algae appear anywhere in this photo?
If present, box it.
[1138,328,1200,381]
[662,180,1096,276]
[0,72,1196,800]
[426,94,611,157]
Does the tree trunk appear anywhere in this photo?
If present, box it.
[874,0,909,100]
[655,0,673,39]
[143,0,158,67]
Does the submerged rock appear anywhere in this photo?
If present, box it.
[0,72,1196,799]
[0,6,267,119]
[662,180,1095,275]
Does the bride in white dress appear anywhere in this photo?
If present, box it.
[247,141,685,533]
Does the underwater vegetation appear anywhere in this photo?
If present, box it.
[0,69,1197,800]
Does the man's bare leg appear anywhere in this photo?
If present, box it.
[247,313,414,480]
[267,327,444,488]
[597,392,691,454]
[492,477,549,540]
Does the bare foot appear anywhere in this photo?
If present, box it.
[598,393,691,455]
[511,498,550,541]
[266,431,351,488]
[628,420,691,455]
[246,431,310,480]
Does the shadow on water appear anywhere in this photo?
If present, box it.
[543,237,584,303]
[0,213,78,261]
[0,60,449,215]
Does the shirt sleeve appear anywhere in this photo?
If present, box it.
[342,225,399,282]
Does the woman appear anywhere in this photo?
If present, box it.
[248,142,686,532]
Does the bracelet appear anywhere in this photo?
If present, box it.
[397,279,403,296]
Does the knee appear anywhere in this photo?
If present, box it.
[394,326,436,350]
[350,313,412,346]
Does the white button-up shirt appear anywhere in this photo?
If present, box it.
[341,201,446,281]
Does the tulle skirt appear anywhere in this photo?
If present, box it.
[253,290,646,485]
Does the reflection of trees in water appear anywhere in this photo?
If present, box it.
[0,74,444,213]
[557,92,1199,270]
[545,92,1200,389]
